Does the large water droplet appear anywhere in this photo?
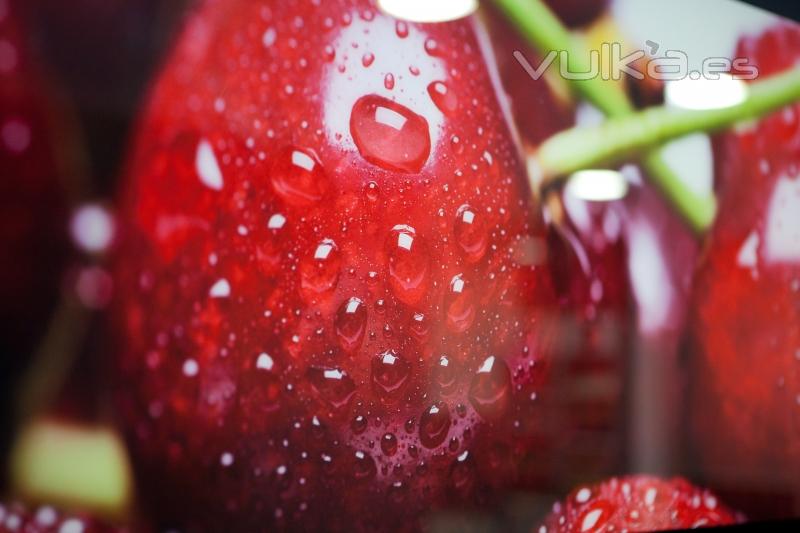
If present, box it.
[385,225,430,305]
[468,356,512,420]
[334,297,367,353]
[307,367,356,409]
[300,239,341,299]
[350,94,431,173]
[453,204,487,263]
[381,433,398,456]
[353,450,377,481]
[419,402,451,449]
[427,81,458,116]
[371,349,411,402]
[445,274,475,333]
[270,146,328,206]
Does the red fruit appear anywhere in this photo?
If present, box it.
[112,1,558,530]
[0,1,70,356]
[538,475,741,532]
[545,193,631,487]
[688,23,800,518]
[0,502,119,533]
[484,4,575,147]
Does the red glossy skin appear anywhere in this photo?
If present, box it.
[487,2,629,486]
[689,23,800,518]
[0,0,69,357]
[537,475,741,532]
[483,5,575,147]
[0,502,120,533]
[113,0,558,530]
[545,196,630,487]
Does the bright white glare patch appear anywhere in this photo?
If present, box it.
[196,139,224,190]
[377,0,478,23]
[375,106,407,131]
[565,170,629,202]
[209,278,231,298]
[70,204,116,254]
[665,74,748,111]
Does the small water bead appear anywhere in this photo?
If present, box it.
[362,52,375,67]
[419,402,451,449]
[395,21,409,38]
[434,355,458,395]
[408,312,430,343]
[424,38,440,56]
[427,81,458,116]
[352,450,377,481]
[385,225,431,305]
[371,349,411,402]
[468,355,512,420]
[365,181,380,201]
[307,367,356,409]
[453,204,488,263]
[299,239,341,299]
[351,414,368,434]
[334,297,367,353]
[350,94,430,173]
[409,65,420,76]
[405,418,416,433]
[323,44,336,62]
[383,73,395,90]
[445,274,476,333]
[270,146,328,207]
[381,433,398,456]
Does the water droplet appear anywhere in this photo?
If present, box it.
[335,297,367,353]
[445,274,475,333]
[307,367,356,409]
[300,239,341,299]
[385,225,430,305]
[395,21,409,38]
[454,204,487,263]
[419,402,451,448]
[468,356,512,420]
[270,146,328,206]
[577,501,613,533]
[351,414,368,434]
[350,94,430,174]
[381,433,398,456]
[449,450,475,495]
[424,38,440,56]
[362,52,375,67]
[384,73,395,90]
[450,135,464,155]
[182,359,199,377]
[409,312,430,343]
[434,355,457,394]
[427,81,458,116]
[365,181,380,201]
[323,45,336,62]
[371,349,411,402]
[353,450,376,481]
[409,65,420,76]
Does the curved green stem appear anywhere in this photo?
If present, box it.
[491,0,736,232]
[537,68,800,176]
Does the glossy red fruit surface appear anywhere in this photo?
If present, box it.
[689,23,800,518]
[0,0,69,358]
[113,0,558,530]
[537,475,741,532]
[0,502,119,533]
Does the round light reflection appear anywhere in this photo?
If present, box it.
[377,0,478,23]
[665,73,748,111]
[565,170,629,202]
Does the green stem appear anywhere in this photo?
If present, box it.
[491,0,731,232]
[491,0,633,116]
[538,68,800,176]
